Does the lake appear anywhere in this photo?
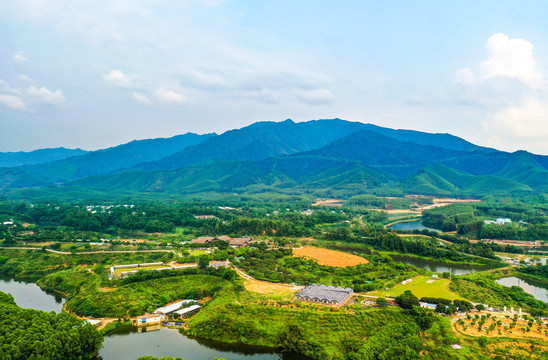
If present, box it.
[388,254,491,275]
[496,276,548,303]
[0,276,303,360]
[388,220,440,232]
[0,275,64,312]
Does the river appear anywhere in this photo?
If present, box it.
[496,276,548,303]
[0,276,303,360]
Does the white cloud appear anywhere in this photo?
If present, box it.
[27,85,66,106]
[481,33,541,88]
[0,94,28,110]
[295,88,333,105]
[155,88,186,104]
[12,53,28,64]
[133,92,153,105]
[104,69,138,88]
[454,68,475,85]
[17,74,34,84]
[457,33,542,88]
[484,96,548,142]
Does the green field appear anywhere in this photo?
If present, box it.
[369,275,465,301]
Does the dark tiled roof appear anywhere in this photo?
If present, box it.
[295,284,352,303]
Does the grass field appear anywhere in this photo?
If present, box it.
[188,249,209,256]
[244,278,302,299]
[293,246,369,267]
[369,275,465,300]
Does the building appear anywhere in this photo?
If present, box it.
[174,304,201,317]
[154,300,196,315]
[419,302,437,310]
[210,260,230,268]
[229,237,252,248]
[85,319,102,327]
[191,237,215,244]
[190,235,253,248]
[294,284,353,306]
[136,314,163,326]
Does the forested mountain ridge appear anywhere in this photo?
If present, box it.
[133,118,496,172]
[1,118,547,199]
[0,132,215,189]
[50,128,545,199]
[0,147,87,168]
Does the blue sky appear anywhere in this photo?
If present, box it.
[1,1,548,154]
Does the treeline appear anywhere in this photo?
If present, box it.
[323,229,504,266]
[0,291,103,359]
[422,196,548,240]
[517,265,548,280]
[0,200,350,240]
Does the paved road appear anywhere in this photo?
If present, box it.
[0,246,177,255]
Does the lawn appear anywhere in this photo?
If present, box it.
[369,275,466,301]
[188,249,210,256]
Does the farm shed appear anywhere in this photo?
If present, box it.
[294,284,353,306]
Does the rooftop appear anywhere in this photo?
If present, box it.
[295,284,353,303]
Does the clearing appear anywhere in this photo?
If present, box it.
[233,266,302,299]
[293,246,369,267]
[369,275,465,300]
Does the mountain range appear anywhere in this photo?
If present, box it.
[1,119,547,201]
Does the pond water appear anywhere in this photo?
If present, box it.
[496,276,548,303]
[101,326,303,360]
[0,276,64,312]
[0,276,303,360]
[388,254,491,275]
[327,244,490,275]
[387,220,440,232]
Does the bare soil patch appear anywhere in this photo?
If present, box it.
[245,278,302,298]
[293,246,369,267]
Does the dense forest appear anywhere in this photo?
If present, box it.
[422,196,547,240]
[0,291,103,359]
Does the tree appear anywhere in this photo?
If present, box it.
[198,256,210,269]
[376,297,388,307]
[395,290,419,309]
[475,304,485,311]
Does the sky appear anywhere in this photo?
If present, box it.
[1,1,548,155]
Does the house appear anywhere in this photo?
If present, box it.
[191,237,215,244]
[229,237,252,248]
[136,314,163,326]
[294,284,353,306]
[216,235,232,242]
[194,215,217,220]
[419,302,437,310]
[496,218,512,225]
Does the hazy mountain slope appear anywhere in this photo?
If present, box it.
[0,132,215,189]
[402,164,533,195]
[300,130,470,166]
[0,148,87,168]
[62,156,391,195]
[136,119,494,172]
